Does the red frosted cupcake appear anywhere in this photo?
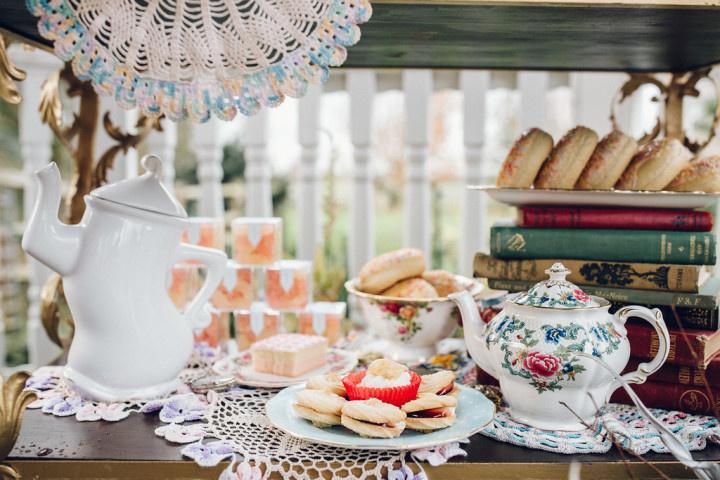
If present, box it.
[342,359,420,407]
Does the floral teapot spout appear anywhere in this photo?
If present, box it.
[450,263,671,431]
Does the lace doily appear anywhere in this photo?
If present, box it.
[27,0,371,122]
[481,404,720,455]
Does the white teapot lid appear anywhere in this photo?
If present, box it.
[91,155,187,218]
[511,262,600,309]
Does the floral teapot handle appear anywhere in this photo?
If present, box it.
[606,305,671,402]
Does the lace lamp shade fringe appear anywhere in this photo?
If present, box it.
[26,0,372,122]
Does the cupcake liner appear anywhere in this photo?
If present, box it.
[342,371,421,407]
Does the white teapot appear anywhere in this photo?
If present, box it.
[22,155,227,402]
[450,263,670,431]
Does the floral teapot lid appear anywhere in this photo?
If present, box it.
[91,155,187,218]
[511,263,600,309]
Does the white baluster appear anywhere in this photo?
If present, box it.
[459,71,490,275]
[297,84,323,261]
[244,111,273,217]
[518,71,550,131]
[402,70,433,261]
[192,119,223,216]
[570,72,628,136]
[146,117,178,191]
[10,46,63,367]
[347,70,376,277]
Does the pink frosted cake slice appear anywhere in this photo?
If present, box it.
[250,334,328,377]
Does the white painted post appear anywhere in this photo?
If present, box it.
[347,70,376,277]
[244,111,273,217]
[192,119,224,216]
[145,117,178,191]
[297,84,323,261]
[402,70,433,262]
[570,72,628,136]
[518,71,550,131]
[459,71,490,276]
[10,46,63,367]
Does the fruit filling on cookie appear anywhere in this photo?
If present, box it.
[436,382,454,396]
[407,407,453,418]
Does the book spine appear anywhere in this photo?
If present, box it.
[490,226,716,266]
[474,254,702,292]
[610,381,720,415]
[518,207,713,232]
[486,278,719,310]
[625,323,711,368]
[610,302,718,331]
[624,358,720,387]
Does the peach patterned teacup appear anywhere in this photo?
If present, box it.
[182,217,225,251]
[231,217,282,265]
[167,264,203,310]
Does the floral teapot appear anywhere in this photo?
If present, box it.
[449,263,670,431]
[22,155,227,402]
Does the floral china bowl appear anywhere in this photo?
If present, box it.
[345,275,483,363]
[449,263,671,431]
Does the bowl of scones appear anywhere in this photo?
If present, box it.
[291,359,467,441]
[345,249,483,362]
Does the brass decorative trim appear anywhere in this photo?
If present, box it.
[0,372,36,480]
[0,34,26,105]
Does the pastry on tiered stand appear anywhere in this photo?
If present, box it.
[496,128,554,188]
[667,155,720,193]
[535,126,599,189]
[575,130,638,190]
[615,138,692,191]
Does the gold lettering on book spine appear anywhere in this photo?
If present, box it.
[678,366,690,384]
[704,236,711,264]
[689,235,696,262]
[660,234,667,261]
[506,233,526,252]
[652,333,676,361]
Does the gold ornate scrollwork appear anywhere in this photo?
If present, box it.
[0,35,26,105]
[0,372,36,479]
[611,68,720,153]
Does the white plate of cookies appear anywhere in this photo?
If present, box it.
[265,359,496,450]
[480,126,720,209]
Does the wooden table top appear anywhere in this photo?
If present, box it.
[4,0,720,72]
[9,407,720,479]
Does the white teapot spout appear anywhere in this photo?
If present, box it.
[449,290,498,379]
[21,162,82,276]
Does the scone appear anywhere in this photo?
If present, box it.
[418,371,459,397]
[422,270,463,297]
[293,389,347,427]
[381,278,438,299]
[358,248,425,294]
[306,373,346,397]
[667,156,720,193]
[402,393,457,431]
[575,130,638,190]
[615,138,692,191]
[535,126,599,189]
[341,398,406,438]
[496,128,553,188]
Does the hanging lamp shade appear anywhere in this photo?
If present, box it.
[27,0,371,122]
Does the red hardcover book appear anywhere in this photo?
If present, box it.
[626,322,720,368]
[624,357,720,388]
[611,381,720,415]
[518,207,713,231]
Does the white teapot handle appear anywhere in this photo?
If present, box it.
[173,244,227,329]
[607,305,670,401]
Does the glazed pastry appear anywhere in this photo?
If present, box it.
[341,398,406,438]
[535,126,599,189]
[381,278,438,299]
[293,389,346,427]
[496,128,553,188]
[358,248,425,294]
[421,270,463,297]
[306,372,346,397]
[667,156,720,193]
[402,393,457,431]
[418,371,459,396]
[251,334,327,377]
[575,130,638,190]
[615,138,692,191]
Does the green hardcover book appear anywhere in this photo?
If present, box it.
[486,277,720,310]
[490,224,716,266]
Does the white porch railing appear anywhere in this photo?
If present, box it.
[2,46,647,370]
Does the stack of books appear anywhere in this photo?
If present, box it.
[474,205,720,414]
